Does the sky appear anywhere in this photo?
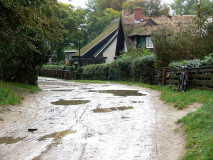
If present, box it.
[58,0,174,8]
[57,0,88,8]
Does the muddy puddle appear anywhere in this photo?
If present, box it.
[89,90,146,96]
[51,99,90,105]
[92,106,133,113]
[49,89,73,92]
[0,137,25,144]
[38,130,75,142]
[34,130,75,160]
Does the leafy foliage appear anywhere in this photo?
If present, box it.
[151,21,213,68]
[171,0,213,16]
[122,0,170,16]
[57,3,87,61]
[77,48,155,83]
[77,63,110,80]
[168,53,213,69]
[0,0,65,85]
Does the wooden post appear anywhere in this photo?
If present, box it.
[162,68,169,85]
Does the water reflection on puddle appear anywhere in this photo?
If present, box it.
[92,106,133,113]
[0,137,25,144]
[38,130,75,142]
[34,130,75,160]
[49,89,73,92]
[51,99,90,105]
[89,90,146,96]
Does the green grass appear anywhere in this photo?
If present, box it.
[8,82,41,93]
[70,79,213,159]
[0,81,41,106]
[0,87,21,105]
[177,101,213,160]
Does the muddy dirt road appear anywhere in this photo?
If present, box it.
[0,78,201,160]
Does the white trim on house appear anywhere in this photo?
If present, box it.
[124,41,127,52]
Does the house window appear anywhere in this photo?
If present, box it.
[134,38,137,48]
[146,37,154,48]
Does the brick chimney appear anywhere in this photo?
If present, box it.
[134,7,142,21]
[122,9,131,16]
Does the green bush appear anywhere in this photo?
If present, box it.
[75,48,156,83]
[168,53,213,69]
[79,63,109,80]
[131,55,155,83]
[116,57,135,81]
[42,65,72,71]
[152,22,213,69]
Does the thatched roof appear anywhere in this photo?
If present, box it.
[73,18,119,57]
[121,15,195,37]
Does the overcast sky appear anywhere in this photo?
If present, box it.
[58,0,174,8]
[57,0,88,8]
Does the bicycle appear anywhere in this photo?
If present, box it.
[178,65,189,92]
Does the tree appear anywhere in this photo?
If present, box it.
[0,0,65,85]
[122,0,170,16]
[97,0,127,16]
[84,0,122,43]
[56,3,87,60]
[171,0,213,15]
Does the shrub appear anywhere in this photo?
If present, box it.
[152,22,213,69]
[168,53,213,69]
[79,63,109,80]
[131,55,155,83]
[116,57,135,81]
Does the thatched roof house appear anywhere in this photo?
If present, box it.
[72,18,119,66]
[115,8,195,57]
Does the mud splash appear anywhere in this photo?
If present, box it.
[92,106,133,113]
[0,137,25,144]
[51,99,90,105]
[89,90,146,96]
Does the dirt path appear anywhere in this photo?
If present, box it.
[0,78,201,160]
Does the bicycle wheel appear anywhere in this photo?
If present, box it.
[182,75,188,92]
[178,76,183,91]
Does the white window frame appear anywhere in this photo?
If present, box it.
[133,37,137,48]
[146,37,154,48]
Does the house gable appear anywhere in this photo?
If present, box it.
[144,18,158,26]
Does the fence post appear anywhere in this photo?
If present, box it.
[162,67,169,85]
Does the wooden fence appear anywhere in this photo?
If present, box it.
[163,66,213,90]
[39,69,77,80]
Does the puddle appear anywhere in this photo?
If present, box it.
[92,106,133,113]
[49,89,73,92]
[132,101,144,103]
[51,99,90,105]
[38,130,75,142]
[89,90,146,96]
[34,130,75,160]
[0,137,25,144]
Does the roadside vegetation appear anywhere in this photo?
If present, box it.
[0,81,41,106]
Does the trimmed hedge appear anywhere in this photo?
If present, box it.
[76,54,156,84]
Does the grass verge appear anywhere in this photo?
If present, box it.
[71,79,213,159]
[0,81,41,106]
